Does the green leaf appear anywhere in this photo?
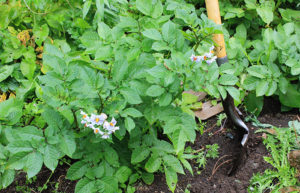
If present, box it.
[17,126,43,141]
[6,152,29,170]
[245,0,257,9]
[163,154,184,174]
[146,85,165,97]
[97,22,111,41]
[165,166,177,193]
[97,176,118,193]
[136,0,152,16]
[247,66,268,79]
[6,141,33,154]
[0,65,14,82]
[152,41,170,51]
[266,81,277,96]
[115,166,132,184]
[145,155,161,173]
[120,88,142,104]
[235,23,247,42]
[159,93,172,106]
[142,29,162,40]
[286,58,297,67]
[44,43,64,58]
[151,0,163,18]
[33,24,49,47]
[58,106,74,124]
[291,63,300,75]
[162,21,177,44]
[25,152,43,178]
[279,84,300,108]
[256,80,269,97]
[75,178,96,193]
[180,158,193,175]
[243,76,259,91]
[279,77,289,94]
[131,147,150,164]
[59,132,76,157]
[182,92,198,105]
[1,169,15,188]
[0,98,23,125]
[122,108,143,118]
[112,60,129,82]
[95,46,112,60]
[244,92,263,116]
[257,7,273,24]
[67,161,88,180]
[225,87,240,102]
[283,22,294,36]
[219,74,238,86]
[44,145,60,171]
[125,117,136,132]
[217,85,227,99]
[104,146,119,167]
[82,0,92,19]
[141,172,154,185]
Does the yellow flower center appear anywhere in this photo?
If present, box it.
[84,123,87,127]
[83,114,87,118]
[204,56,207,60]
[193,56,197,61]
[96,118,99,122]
[110,122,114,126]
[95,129,99,133]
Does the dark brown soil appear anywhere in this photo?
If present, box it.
[0,164,76,193]
[1,98,299,193]
[136,97,299,193]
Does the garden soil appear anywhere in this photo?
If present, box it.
[1,98,299,193]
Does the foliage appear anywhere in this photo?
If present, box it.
[0,0,233,192]
[0,0,299,192]
[249,121,300,192]
[218,0,300,114]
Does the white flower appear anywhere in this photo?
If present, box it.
[90,113,107,126]
[111,126,119,133]
[80,110,89,121]
[206,56,217,64]
[190,54,202,62]
[101,133,110,139]
[209,45,215,52]
[103,117,117,131]
[204,52,213,58]
[93,127,101,134]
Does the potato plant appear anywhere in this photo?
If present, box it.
[0,0,299,192]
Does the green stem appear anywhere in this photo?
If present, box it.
[72,109,79,129]
[98,92,104,113]
[39,171,54,193]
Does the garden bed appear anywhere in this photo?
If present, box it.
[136,98,299,193]
[1,98,298,193]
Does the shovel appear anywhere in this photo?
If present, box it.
[205,0,249,174]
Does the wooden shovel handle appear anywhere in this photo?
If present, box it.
[205,0,227,58]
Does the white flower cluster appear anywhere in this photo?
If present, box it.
[190,46,217,64]
[80,110,119,139]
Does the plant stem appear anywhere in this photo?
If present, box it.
[39,171,54,193]
[72,109,79,129]
[98,92,104,113]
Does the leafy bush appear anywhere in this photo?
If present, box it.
[0,0,237,192]
[219,0,300,115]
[0,0,299,192]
